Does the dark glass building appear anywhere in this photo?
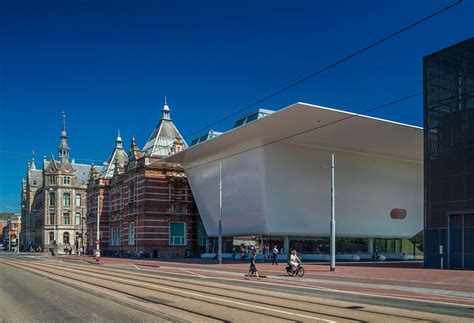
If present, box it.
[424,38,474,269]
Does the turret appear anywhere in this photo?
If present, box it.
[57,111,70,162]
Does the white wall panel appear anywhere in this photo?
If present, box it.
[186,142,423,239]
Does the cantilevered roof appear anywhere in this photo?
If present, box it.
[165,102,423,165]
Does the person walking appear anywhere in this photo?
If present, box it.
[245,251,260,280]
[271,245,279,265]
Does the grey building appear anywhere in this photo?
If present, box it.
[424,37,474,269]
[21,113,100,251]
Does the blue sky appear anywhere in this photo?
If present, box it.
[0,0,473,212]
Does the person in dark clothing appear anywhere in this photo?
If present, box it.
[245,251,260,280]
[271,245,279,265]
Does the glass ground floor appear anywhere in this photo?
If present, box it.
[204,234,423,261]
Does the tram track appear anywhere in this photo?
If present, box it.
[1,257,340,322]
[29,258,434,322]
[1,256,470,322]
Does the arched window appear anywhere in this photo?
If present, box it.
[63,213,70,225]
[63,193,70,207]
[75,212,81,225]
[75,194,81,206]
[63,232,70,245]
[49,232,55,244]
[49,192,56,207]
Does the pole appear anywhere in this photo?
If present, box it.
[96,194,100,254]
[81,206,84,256]
[16,216,20,254]
[218,162,223,264]
[8,217,11,252]
[330,154,336,271]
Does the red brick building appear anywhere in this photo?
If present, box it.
[86,102,207,258]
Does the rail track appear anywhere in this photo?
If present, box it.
[0,256,469,322]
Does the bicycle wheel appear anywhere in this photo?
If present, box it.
[297,267,305,277]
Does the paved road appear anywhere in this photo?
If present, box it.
[0,261,175,322]
[1,254,472,322]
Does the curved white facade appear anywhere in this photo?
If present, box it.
[167,103,423,239]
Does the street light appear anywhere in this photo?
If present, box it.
[322,154,336,271]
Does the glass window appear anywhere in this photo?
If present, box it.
[49,212,55,225]
[233,118,246,128]
[63,193,70,207]
[64,176,70,185]
[198,223,207,247]
[49,232,55,244]
[75,194,81,206]
[49,192,56,207]
[64,213,70,225]
[75,212,81,225]
[128,222,135,245]
[169,222,186,245]
[245,112,259,123]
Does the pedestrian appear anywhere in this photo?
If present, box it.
[245,250,260,280]
[272,245,279,265]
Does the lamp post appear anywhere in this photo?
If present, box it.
[330,154,336,271]
[8,217,11,252]
[218,162,223,265]
[16,215,21,254]
[81,206,84,256]
[96,194,100,260]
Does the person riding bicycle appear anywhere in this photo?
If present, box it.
[289,250,301,271]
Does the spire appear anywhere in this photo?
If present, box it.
[129,135,141,162]
[57,111,70,162]
[162,96,171,120]
[116,129,123,148]
[31,150,36,170]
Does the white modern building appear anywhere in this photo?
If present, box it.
[165,102,423,259]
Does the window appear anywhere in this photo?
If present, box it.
[169,222,186,245]
[64,176,71,185]
[49,192,56,207]
[64,213,70,225]
[63,232,70,245]
[63,193,70,207]
[75,194,81,206]
[198,223,207,247]
[49,176,56,185]
[128,222,135,245]
[75,212,81,225]
[33,180,37,186]
[49,212,55,225]
[49,232,55,244]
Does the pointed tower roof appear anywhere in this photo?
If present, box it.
[57,111,70,162]
[142,98,187,158]
[31,150,36,170]
[128,135,140,162]
[102,130,128,179]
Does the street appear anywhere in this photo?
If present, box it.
[1,253,473,322]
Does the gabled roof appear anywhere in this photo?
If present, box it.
[142,101,187,158]
[101,131,128,179]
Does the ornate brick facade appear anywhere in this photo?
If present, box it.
[86,102,206,258]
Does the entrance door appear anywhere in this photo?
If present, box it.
[450,214,474,269]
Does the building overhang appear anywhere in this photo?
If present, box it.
[165,102,423,166]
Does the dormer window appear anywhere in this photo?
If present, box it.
[64,176,71,185]
[49,176,56,185]
[33,180,37,186]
